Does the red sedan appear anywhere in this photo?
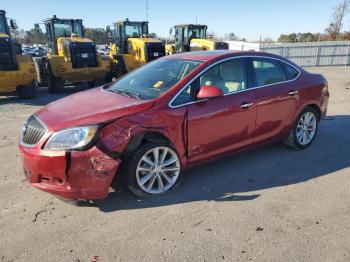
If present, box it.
[19,51,329,200]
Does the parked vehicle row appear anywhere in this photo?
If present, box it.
[19,51,329,201]
[22,45,47,58]
[96,45,110,56]
[1,10,231,98]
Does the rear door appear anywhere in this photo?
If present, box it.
[250,57,300,142]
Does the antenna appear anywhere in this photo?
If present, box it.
[146,0,149,21]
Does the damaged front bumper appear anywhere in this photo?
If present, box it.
[19,145,121,200]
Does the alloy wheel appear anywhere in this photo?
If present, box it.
[296,111,317,145]
[136,147,180,194]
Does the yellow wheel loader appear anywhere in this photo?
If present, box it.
[165,24,228,55]
[0,10,36,98]
[108,19,165,77]
[34,15,112,93]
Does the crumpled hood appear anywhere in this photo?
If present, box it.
[36,87,154,131]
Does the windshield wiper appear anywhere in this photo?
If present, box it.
[108,89,141,99]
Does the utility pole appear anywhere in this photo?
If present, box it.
[259,35,262,51]
[146,0,149,21]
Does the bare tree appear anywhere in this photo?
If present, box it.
[329,0,350,40]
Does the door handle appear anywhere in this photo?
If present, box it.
[288,90,299,96]
[240,102,253,109]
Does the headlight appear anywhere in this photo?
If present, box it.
[44,125,98,150]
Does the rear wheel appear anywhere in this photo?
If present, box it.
[124,142,183,198]
[18,81,37,99]
[284,106,319,149]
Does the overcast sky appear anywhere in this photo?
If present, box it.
[2,0,346,41]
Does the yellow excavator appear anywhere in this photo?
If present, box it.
[34,15,112,93]
[107,19,165,77]
[165,24,229,55]
[0,10,36,98]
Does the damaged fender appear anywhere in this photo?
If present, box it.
[98,106,189,168]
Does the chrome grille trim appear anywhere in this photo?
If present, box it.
[20,115,47,147]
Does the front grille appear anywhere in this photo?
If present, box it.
[21,115,46,146]
[70,42,98,69]
[145,42,165,62]
[215,42,229,50]
[0,37,16,70]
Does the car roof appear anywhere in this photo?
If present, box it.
[167,50,293,64]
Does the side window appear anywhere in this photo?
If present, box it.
[171,59,247,107]
[199,59,247,95]
[282,63,300,80]
[171,81,198,107]
[252,58,286,86]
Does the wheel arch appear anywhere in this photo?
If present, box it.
[298,103,321,121]
[305,104,321,120]
[121,131,174,159]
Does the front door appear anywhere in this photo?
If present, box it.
[185,58,257,163]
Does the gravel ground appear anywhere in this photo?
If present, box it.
[0,67,349,262]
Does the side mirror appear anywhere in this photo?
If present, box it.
[196,85,224,99]
[169,28,173,35]
[106,25,111,33]
[9,19,18,30]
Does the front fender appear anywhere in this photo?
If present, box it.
[98,107,188,168]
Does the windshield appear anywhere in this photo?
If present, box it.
[107,58,202,100]
[53,20,83,38]
[0,14,7,34]
[188,27,206,39]
[53,21,72,38]
[125,23,148,38]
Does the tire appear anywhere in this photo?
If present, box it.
[47,63,64,93]
[104,73,113,83]
[123,142,183,198]
[112,55,127,79]
[114,66,124,80]
[283,106,319,149]
[18,81,37,99]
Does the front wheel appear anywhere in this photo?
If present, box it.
[18,81,37,99]
[284,106,319,149]
[124,143,183,198]
[47,64,64,93]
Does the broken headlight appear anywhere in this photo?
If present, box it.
[44,125,99,150]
